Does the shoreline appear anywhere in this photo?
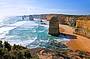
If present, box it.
[59,24,90,52]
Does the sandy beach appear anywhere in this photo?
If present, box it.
[59,24,90,52]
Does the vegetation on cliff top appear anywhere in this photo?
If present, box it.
[0,40,39,59]
[0,40,90,59]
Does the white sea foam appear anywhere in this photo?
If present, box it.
[0,20,39,47]
[0,21,38,34]
[0,18,69,48]
[19,21,38,28]
[8,38,36,46]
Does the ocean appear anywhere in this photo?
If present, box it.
[0,16,69,49]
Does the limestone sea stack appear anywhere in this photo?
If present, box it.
[49,16,60,36]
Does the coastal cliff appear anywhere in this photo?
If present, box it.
[74,16,90,38]
[21,14,90,38]
[45,14,90,38]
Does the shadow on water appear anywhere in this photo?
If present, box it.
[59,33,77,39]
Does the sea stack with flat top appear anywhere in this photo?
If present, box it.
[49,16,60,36]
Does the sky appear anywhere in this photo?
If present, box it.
[0,0,90,17]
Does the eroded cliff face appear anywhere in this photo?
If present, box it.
[46,14,77,27]
[75,16,90,38]
[46,14,90,38]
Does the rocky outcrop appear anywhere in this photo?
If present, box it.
[29,15,33,20]
[22,15,33,21]
[49,16,60,36]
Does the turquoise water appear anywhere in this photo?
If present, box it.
[0,17,69,48]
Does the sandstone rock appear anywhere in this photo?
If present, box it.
[49,16,60,36]
[75,17,90,38]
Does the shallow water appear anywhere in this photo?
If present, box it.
[0,17,69,48]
